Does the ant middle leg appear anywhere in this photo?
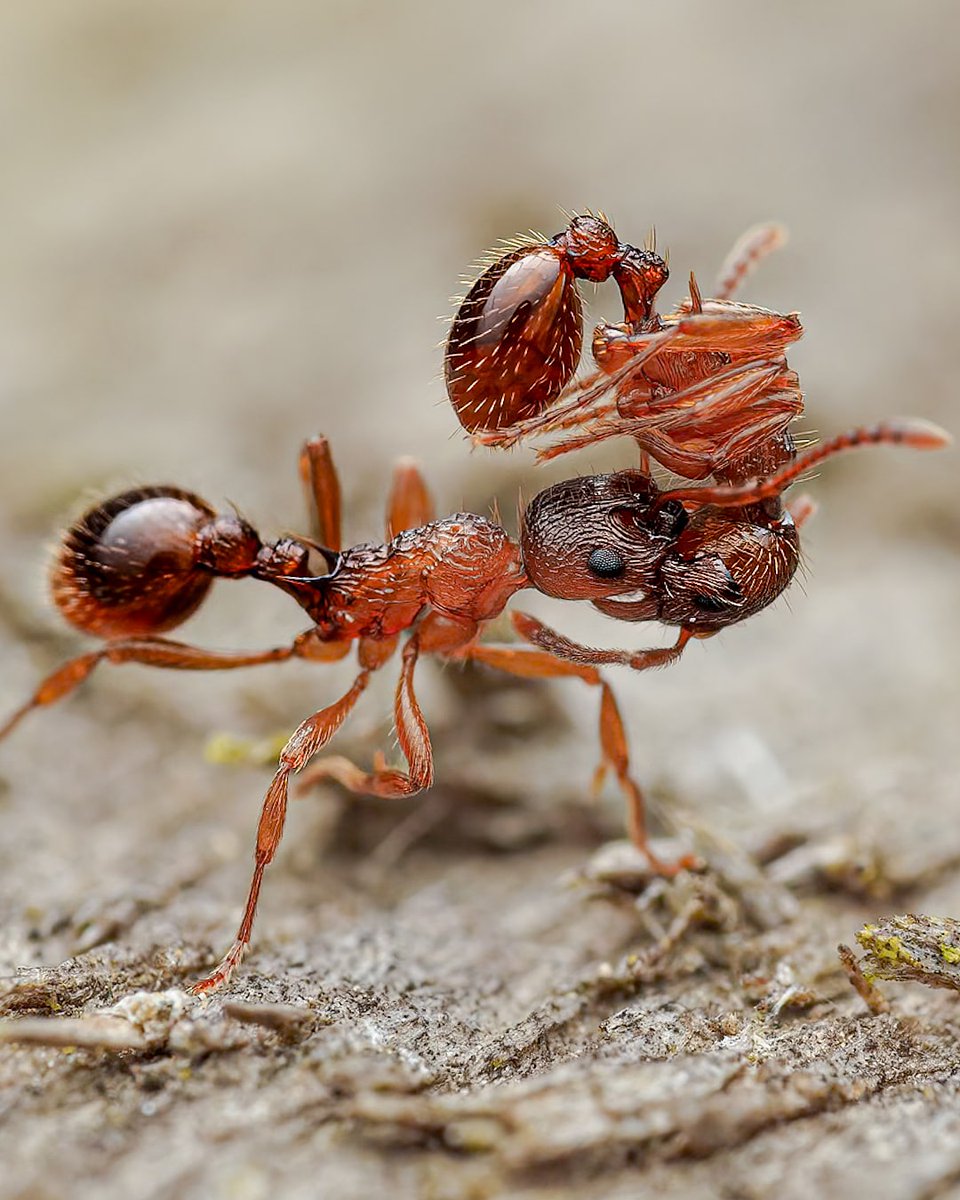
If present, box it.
[456,622,697,875]
[297,634,434,801]
[297,615,477,802]
[538,360,797,470]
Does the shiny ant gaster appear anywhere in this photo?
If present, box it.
[1,418,945,994]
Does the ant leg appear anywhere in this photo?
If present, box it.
[192,663,373,995]
[298,633,435,801]
[510,611,694,673]
[299,615,477,800]
[299,436,342,550]
[538,360,795,469]
[474,327,681,450]
[457,625,697,875]
[0,631,347,741]
[625,398,801,481]
[657,419,951,509]
[386,457,435,537]
[787,494,817,527]
[712,223,787,301]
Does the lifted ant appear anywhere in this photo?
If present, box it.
[1,416,946,993]
[446,214,804,483]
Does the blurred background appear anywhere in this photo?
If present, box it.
[0,0,958,961]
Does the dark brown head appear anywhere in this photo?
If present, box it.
[520,471,685,602]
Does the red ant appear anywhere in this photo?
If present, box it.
[446,214,805,483]
[0,416,946,993]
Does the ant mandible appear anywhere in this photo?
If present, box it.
[0,419,946,993]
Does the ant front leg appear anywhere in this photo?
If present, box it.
[511,611,694,673]
[458,616,698,875]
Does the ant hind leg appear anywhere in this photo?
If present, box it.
[0,633,344,742]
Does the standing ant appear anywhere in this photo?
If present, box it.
[0,414,946,993]
[446,214,804,483]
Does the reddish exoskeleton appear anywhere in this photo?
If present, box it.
[1,213,950,994]
[0,419,946,993]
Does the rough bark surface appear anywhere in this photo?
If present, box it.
[1,4,958,1198]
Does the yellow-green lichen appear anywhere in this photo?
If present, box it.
[856,929,920,967]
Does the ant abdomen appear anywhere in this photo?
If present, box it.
[51,487,220,639]
[445,242,584,433]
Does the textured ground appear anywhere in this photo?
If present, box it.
[1,3,959,1198]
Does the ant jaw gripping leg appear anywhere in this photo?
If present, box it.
[459,615,700,877]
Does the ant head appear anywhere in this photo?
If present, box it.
[612,245,669,324]
[520,471,687,601]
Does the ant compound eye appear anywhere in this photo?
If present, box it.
[446,244,583,432]
[51,487,217,638]
[588,547,626,578]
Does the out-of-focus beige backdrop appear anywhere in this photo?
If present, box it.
[1,4,958,1199]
